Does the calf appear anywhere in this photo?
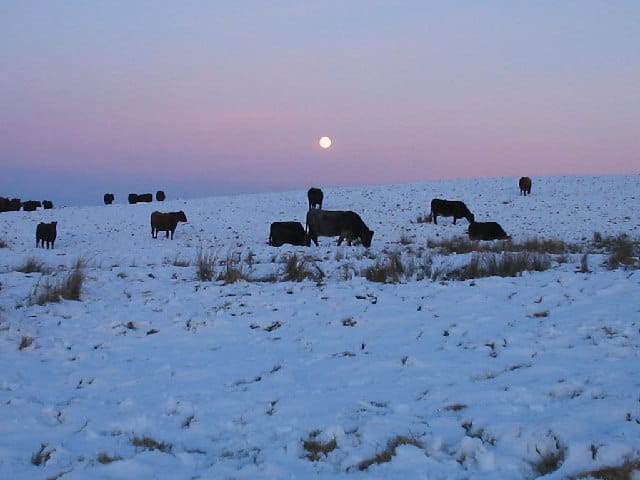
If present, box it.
[430,199,474,225]
[36,221,57,249]
[156,190,166,202]
[468,221,510,241]
[306,209,374,247]
[269,221,310,247]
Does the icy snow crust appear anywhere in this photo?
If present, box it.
[0,174,639,479]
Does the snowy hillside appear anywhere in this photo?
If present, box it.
[0,174,639,479]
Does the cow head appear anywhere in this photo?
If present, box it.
[173,211,188,223]
[361,229,374,248]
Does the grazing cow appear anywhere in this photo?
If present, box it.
[42,200,53,210]
[269,221,310,247]
[137,193,153,203]
[430,199,475,225]
[151,210,188,239]
[468,221,510,241]
[519,177,532,196]
[307,187,323,210]
[36,221,57,249]
[306,209,374,247]
[104,193,115,205]
[22,200,42,212]
[156,190,166,202]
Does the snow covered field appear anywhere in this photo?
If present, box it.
[1,174,639,479]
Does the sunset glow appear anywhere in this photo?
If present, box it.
[1,2,638,205]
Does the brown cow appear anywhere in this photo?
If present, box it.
[151,211,188,239]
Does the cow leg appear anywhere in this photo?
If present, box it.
[453,217,457,225]
[432,215,438,225]
[337,236,344,246]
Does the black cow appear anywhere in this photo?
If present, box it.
[151,211,188,239]
[0,197,20,212]
[128,193,138,204]
[468,222,510,241]
[307,187,323,210]
[156,190,166,202]
[137,193,153,203]
[104,193,115,205]
[22,200,42,212]
[430,199,474,225]
[42,200,53,210]
[306,209,374,247]
[36,221,57,249]
[269,221,310,247]
[519,177,532,196]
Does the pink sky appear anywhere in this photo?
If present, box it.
[1,1,638,205]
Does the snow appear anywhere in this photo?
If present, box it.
[1,174,639,479]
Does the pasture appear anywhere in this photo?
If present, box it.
[0,174,639,479]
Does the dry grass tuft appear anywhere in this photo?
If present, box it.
[604,234,638,269]
[357,435,423,471]
[450,252,551,280]
[131,436,173,453]
[365,251,409,283]
[30,260,85,305]
[17,257,47,274]
[19,335,34,350]
[282,253,324,282]
[195,248,215,282]
[302,432,338,461]
[97,452,122,464]
[570,459,640,480]
[533,435,566,476]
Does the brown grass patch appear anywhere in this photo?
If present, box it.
[357,435,423,471]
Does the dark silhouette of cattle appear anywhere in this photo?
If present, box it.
[468,221,510,241]
[42,200,53,210]
[128,193,152,204]
[307,187,324,210]
[0,197,22,212]
[36,221,57,249]
[151,211,188,239]
[306,209,374,247]
[519,177,532,196]
[156,190,166,202]
[22,200,42,212]
[269,221,310,247]
[104,193,115,205]
[430,199,474,225]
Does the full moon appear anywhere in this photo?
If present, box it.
[319,136,332,149]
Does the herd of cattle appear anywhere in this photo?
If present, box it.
[23,177,532,250]
[0,198,54,213]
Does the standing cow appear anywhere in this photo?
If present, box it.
[42,200,53,209]
[307,187,324,210]
[306,209,374,247]
[151,211,188,239]
[36,221,57,249]
[104,193,115,205]
[519,177,532,196]
[430,199,475,225]
[156,190,166,201]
